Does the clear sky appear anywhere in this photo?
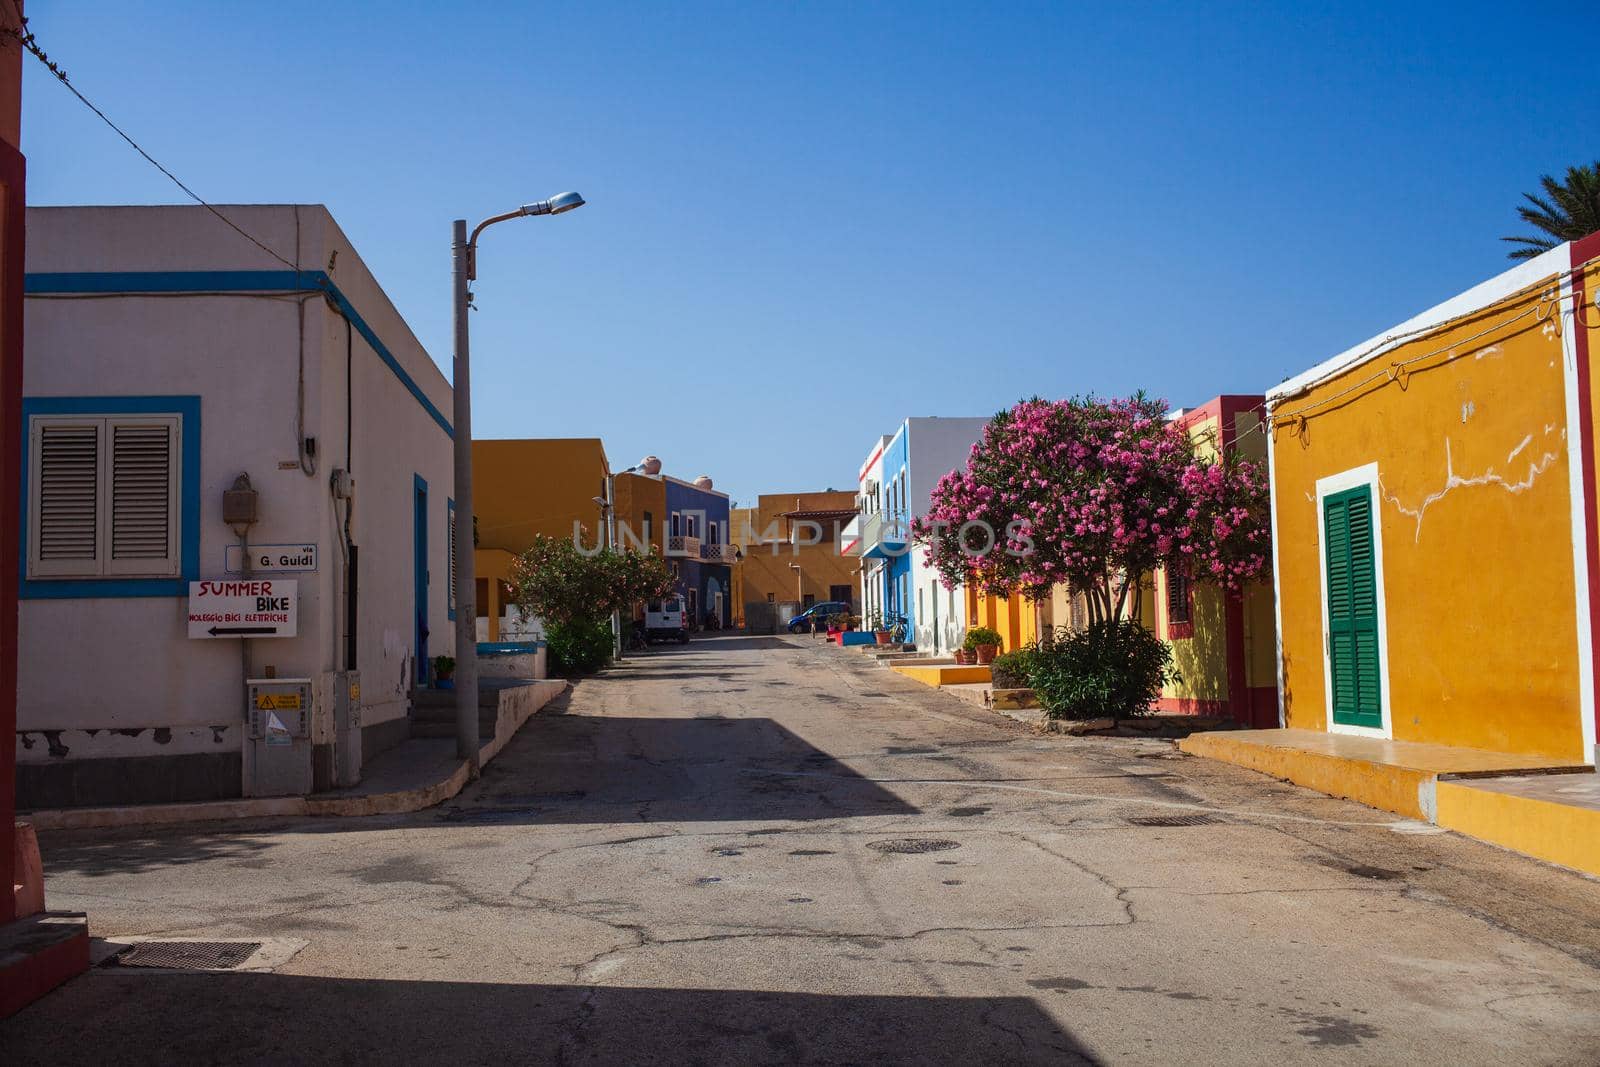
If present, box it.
[21,1,1596,505]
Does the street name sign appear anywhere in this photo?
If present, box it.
[188,579,298,639]
[225,543,318,574]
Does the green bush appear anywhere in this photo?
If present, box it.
[545,618,614,675]
[1029,620,1178,721]
[988,647,1038,689]
[963,626,1003,651]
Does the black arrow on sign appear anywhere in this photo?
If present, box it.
[208,626,278,636]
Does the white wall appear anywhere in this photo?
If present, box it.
[17,206,454,779]
[906,417,988,654]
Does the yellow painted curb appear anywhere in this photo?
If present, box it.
[1436,781,1600,878]
[891,664,994,688]
[1178,731,1432,819]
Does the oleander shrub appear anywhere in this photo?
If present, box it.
[1029,620,1177,721]
[545,618,615,675]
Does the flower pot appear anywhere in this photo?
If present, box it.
[436,678,455,690]
[975,644,999,665]
[874,630,893,646]
[954,649,972,665]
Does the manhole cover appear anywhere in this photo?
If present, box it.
[113,941,262,971]
[1126,814,1218,827]
[867,838,962,854]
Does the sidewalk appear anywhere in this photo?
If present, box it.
[24,679,567,831]
[1179,727,1600,877]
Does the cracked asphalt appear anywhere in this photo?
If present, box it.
[6,634,1600,1065]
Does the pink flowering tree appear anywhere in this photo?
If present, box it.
[911,394,1270,626]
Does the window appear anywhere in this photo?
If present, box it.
[1164,572,1190,630]
[802,593,816,608]
[767,593,776,603]
[28,410,186,582]
[830,584,852,606]
[707,520,719,545]
[643,510,653,544]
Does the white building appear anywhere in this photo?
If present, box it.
[843,417,989,654]
[17,205,456,807]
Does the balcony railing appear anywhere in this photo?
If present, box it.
[666,534,702,557]
[857,512,909,558]
[840,515,862,556]
[700,542,739,564]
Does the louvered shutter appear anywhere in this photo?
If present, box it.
[448,502,457,616]
[1323,486,1382,729]
[106,417,180,576]
[31,419,101,576]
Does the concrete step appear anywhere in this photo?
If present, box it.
[410,718,495,739]
[412,688,498,710]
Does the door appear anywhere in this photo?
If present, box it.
[687,588,699,628]
[414,477,429,685]
[1323,484,1382,730]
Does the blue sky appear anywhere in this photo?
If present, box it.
[22,1,1595,505]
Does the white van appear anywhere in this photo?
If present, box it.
[643,596,690,643]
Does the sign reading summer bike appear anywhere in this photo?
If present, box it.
[187,579,298,639]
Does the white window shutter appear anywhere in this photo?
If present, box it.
[106,417,180,576]
[30,419,101,577]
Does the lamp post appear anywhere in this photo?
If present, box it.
[452,191,585,771]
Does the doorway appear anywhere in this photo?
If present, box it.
[414,475,429,685]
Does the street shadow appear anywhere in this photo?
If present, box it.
[442,714,919,825]
[33,823,277,878]
[0,973,1095,1065]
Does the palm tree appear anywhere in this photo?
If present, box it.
[1503,162,1600,260]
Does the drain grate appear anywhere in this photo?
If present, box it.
[1126,814,1219,828]
[867,838,962,854]
[113,941,262,971]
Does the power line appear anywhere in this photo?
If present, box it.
[6,16,298,271]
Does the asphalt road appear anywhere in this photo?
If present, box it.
[6,634,1600,1065]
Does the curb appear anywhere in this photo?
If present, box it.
[26,680,567,831]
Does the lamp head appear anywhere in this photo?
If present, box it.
[521,191,586,217]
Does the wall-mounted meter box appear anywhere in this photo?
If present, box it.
[244,677,313,797]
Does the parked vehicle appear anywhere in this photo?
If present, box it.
[787,601,852,634]
[644,597,691,643]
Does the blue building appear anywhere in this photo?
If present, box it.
[843,417,989,653]
[663,474,736,629]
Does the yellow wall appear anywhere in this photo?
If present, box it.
[734,492,860,614]
[614,471,667,557]
[1270,268,1585,759]
[473,439,610,556]
[968,588,1038,652]
[474,547,517,641]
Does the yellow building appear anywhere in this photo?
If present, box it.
[964,588,1039,654]
[472,438,611,641]
[733,491,859,631]
[1266,236,1600,763]
[1144,397,1279,726]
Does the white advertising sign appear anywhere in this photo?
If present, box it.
[188,579,298,639]
[225,543,318,574]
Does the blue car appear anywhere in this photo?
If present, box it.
[787,601,851,634]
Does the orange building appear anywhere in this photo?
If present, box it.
[733,491,859,630]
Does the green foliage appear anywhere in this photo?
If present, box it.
[1504,162,1600,260]
[827,612,862,631]
[545,619,615,676]
[963,626,1003,651]
[432,654,455,678]
[510,535,677,676]
[511,535,676,629]
[988,647,1038,689]
[1029,621,1178,721]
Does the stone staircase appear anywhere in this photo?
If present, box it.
[410,686,501,739]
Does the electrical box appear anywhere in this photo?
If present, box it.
[333,670,362,788]
[244,677,313,797]
[224,474,259,527]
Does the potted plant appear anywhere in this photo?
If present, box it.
[433,654,456,690]
[964,627,1002,665]
[868,611,893,645]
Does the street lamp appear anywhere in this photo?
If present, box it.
[451,191,585,773]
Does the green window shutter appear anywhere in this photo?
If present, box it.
[1324,485,1382,729]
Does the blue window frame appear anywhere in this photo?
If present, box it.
[19,396,201,599]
